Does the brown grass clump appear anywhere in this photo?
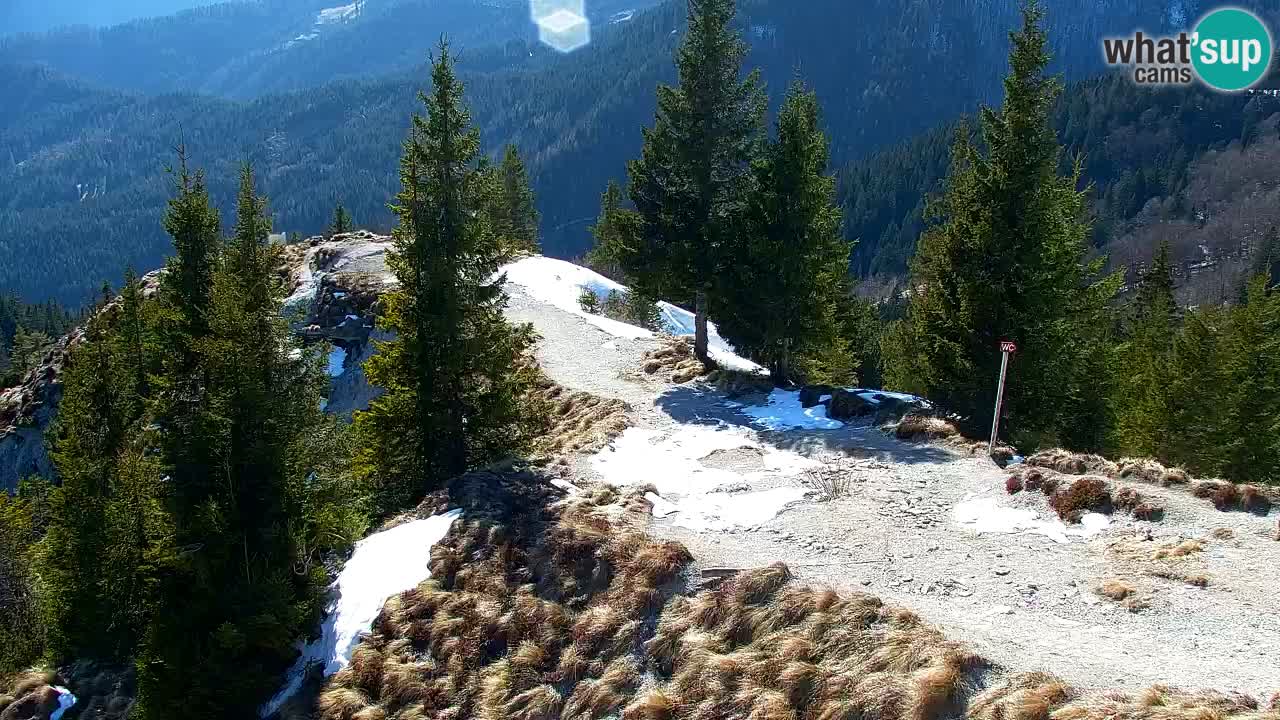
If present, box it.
[1152,539,1203,560]
[1048,477,1112,522]
[1006,476,1024,495]
[640,338,709,385]
[1241,485,1273,515]
[1028,450,1118,477]
[1131,503,1165,522]
[533,381,632,457]
[1096,579,1135,601]
[968,672,1073,720]
[896,415,960,442]
[1211,527,1235,540]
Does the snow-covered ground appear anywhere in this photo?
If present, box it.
[742,389,843,431]
[261,510,462,718]
[316,2,360,25]
[953,496,1110,545]
[500,256,764,373]
[591,423,819,530]
[51,687,76,720]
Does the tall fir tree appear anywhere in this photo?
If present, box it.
[716,79,856,384]
[1165,307,1228,474]
[585,180,641,281]
[492,144,541,257]
[1217,275,1280,484]
[330,201,353,237]
[1109,241,1179,459]
[624,0,766,365]
[355,43,541,512]
[1,483,46,676]
[883,1,1121,447]
[40,311,130,661]
[137,163,350,718]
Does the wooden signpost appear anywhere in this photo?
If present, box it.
[989,340,1017,456]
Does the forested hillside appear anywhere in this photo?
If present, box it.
[840,78,1280,293]
[3,0,1280,307]
[0,0,220,35]
[0,0,661,99]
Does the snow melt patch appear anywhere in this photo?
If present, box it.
[261,510,463,718]
[500,256,765,373]
[327,346,347,377]
[50,687,76,720]
[743,389,843,431]
[593,424,817,529]
[953,496,1109,544]
[316,2,359,24]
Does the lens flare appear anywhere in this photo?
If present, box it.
[530,0,591,53]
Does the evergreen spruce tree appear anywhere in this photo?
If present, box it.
[40,313,129,660]
[355,43,541,512]
[624,0,766,365]
[0,483,45,675]
[495,144,541,256]
[883,2,1121,446]
[137,164,350,718]
[329,201,353,237]
[1109,241,1179,459]
[586,180,642,281]
[1166,308,1228,474]
[716,79,856,385]
[1217,276,1280,484]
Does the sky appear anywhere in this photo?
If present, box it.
[2,0,224,35]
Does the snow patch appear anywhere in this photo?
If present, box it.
[953,497,1110,544]
[327,346,347,377]
[261,510,463,718]
[50,687,76,720]
[593,424,817,529]
[500,256,764,373]
[316,2,359,25]
[743,389,844,431]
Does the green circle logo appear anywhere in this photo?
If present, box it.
[1191,8,1273,91]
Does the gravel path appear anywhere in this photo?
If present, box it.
[506,284,1280,701]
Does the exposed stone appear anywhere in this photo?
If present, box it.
[828,389,875,420]
[798,385,833,408]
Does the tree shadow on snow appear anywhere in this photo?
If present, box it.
[654,384,966,467]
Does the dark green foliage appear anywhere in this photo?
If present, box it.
[491,145,541,257]
[0,295,75,386]
[1215,277,1280,485]
[623,0,766,364]
[0,481,48,677]
[329,201,353,237]
[133,163,360,719]
[883,2,1121,447]
[584,180,641,282]
[1109,241,1179,460]
[716,80,856,385]
[354,44,542,513]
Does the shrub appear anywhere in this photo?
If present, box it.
[578,289,601,314]
[1096,580,1134,601]
[1241,486,1272,515]
[1048,477,1112,521]
[1132,503,1165,522]
[1006,476,1024,495]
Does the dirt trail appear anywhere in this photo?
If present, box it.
[507,286,1280,700]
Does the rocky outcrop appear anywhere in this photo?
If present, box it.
[1,333,76,493]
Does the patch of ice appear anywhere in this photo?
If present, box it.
[327,346,347,377]
[953,497,1110,544]
[261,510,463,718]
[50,687,76,720]
[743,389,844,431]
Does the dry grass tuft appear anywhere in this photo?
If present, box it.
[896,415,960,442]
[640,338,710,385]
[1152,539,1203,560]
[968,672,1073,720]
[1211,527,1235,540]
[533,380,632,457]
[1096,579,1135,601]
[807,467,854,501]
[1028,450,1119,477]
[1048,477,1112,522]
[1006,476,1024,495]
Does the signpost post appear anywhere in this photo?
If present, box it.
[989,341,1017,456]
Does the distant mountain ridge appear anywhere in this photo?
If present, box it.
[1,0,222,36]
[4,0,1280,305]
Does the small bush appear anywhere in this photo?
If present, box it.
[1132,503,1165,522]
[1048,477,1112,521]
[896,415,959,441]
[1113,487,1143,512]
[578,289,601,314]
[1241,486,1272,515]
[1006,476,1024,495]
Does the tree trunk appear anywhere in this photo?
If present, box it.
[694,289,713,367]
